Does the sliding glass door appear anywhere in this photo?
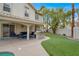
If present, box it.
[3,24,15,37]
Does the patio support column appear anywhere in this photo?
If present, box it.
[27,25,30,40]
[0,23,2,38]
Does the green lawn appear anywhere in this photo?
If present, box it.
[41,33,79,56]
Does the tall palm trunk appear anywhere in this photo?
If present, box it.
[78,14,79,20]
[46,14,49,32]
[71,3,75,37]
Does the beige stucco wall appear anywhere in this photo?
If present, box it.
[0,3,43,23]
[11,3,25,18]
[0,3,36,21]
[0,3,3,12]
[15,24,27,34]
[39,15,43,22]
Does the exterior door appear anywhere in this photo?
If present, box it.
[3,24,15,37]
[3,24,10,37]
[9,25,15,37]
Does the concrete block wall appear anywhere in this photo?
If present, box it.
[56,27,79,39]
[56,27,71,37]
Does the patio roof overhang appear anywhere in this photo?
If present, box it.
[0,13,44,26]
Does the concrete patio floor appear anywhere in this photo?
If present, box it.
[0,38,48,56]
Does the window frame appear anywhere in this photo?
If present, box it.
[24,6,29,17]
[3,3,11,12]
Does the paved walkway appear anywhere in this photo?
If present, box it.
[0,38,48,56]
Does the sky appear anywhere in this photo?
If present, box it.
[32,3,79,10]
[32,3,79,21]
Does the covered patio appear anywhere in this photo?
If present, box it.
[0,21,43,40]
[0,14,44,40]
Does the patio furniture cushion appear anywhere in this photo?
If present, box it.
[18,32,27,39]
[20,32,27,35]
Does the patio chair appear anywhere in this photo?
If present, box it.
[10,31,17,37]
[30,32,36,38]
[18,32,27,39]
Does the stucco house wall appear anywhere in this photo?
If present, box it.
[0,3,44,39]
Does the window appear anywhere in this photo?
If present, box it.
[35,14,39,20]
[25,7,29,17]
[25,10,29,17]
[3,3,11,12]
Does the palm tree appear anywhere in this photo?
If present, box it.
[71,3,75,37]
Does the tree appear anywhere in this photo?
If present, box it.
[49,8,72,34]
[50,12,59,33]
[39,6,72,34]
